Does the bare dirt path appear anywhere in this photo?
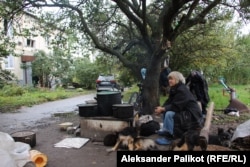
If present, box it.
[0,93,96,133]
[0,93,118,167]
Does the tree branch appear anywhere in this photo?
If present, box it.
[114,0,151,49]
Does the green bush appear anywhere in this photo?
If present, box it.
[0,85,25,96]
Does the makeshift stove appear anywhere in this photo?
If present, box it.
[77,91,134,141]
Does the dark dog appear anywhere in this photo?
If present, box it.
[105,127,157,153]
[103,133,118,146]
[172,127,235,151]
[171,129,201,151]
[209,127,234,147]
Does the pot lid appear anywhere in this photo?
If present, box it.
[77,104,97,107]
[112,104,133,107]
[97,91,121,95]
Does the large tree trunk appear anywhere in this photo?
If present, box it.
[141,52,164,114]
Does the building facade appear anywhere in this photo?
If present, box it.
[0,11,55,86]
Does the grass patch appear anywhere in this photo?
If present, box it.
[122,86,138,103]
[123,83,250,124]
[123,83,250,110]
[0,86,95,113]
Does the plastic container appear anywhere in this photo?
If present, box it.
[30,150,48,167]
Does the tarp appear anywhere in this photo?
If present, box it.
[0,132,31,167]
[231,119,250,141]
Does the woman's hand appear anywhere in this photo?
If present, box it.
[154,106,164,115]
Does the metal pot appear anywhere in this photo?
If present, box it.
[11,131,36,147]
[112,104,134,119]
[77,104,98,117]
[97,91,121,116]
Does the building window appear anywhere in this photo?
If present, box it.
[45,35,50,46]
[5,54,14,69]
[27,39,35,47]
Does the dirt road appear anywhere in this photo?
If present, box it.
[0,93,118,167]
[0,93,96,133]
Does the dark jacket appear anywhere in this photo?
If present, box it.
[186,71,210,110]
[163,82,202,115]
[162,82,203,137]
[159,67,171,87]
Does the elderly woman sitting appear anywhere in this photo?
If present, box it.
[154,71,203,145]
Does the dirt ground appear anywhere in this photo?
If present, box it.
[28,113,118,167]
[28,113,173,167]
[22,110,248,167]
[1,93,249,167]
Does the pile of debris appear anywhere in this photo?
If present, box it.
[230,119,250,151]
[231,136,250,151]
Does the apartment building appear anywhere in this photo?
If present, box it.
[0,11,56,86]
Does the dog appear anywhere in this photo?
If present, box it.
[132,137,158,151]
[105,126,157,153]
[105,113,159,153]
[172,127,235,151]
[209,127,234,147]
[103,133,119,147]
[105,126,138,153]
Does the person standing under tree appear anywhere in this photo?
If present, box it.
[159,66,171,96]
[186,70,210,115]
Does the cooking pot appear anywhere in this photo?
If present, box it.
[97,91,121,116]
[11,131,36,147]
[77,104,98,117]
[112,104,134,119]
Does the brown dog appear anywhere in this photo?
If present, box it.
[133,137,157,151]
[106,127,138,153]
[106,127,157,153]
